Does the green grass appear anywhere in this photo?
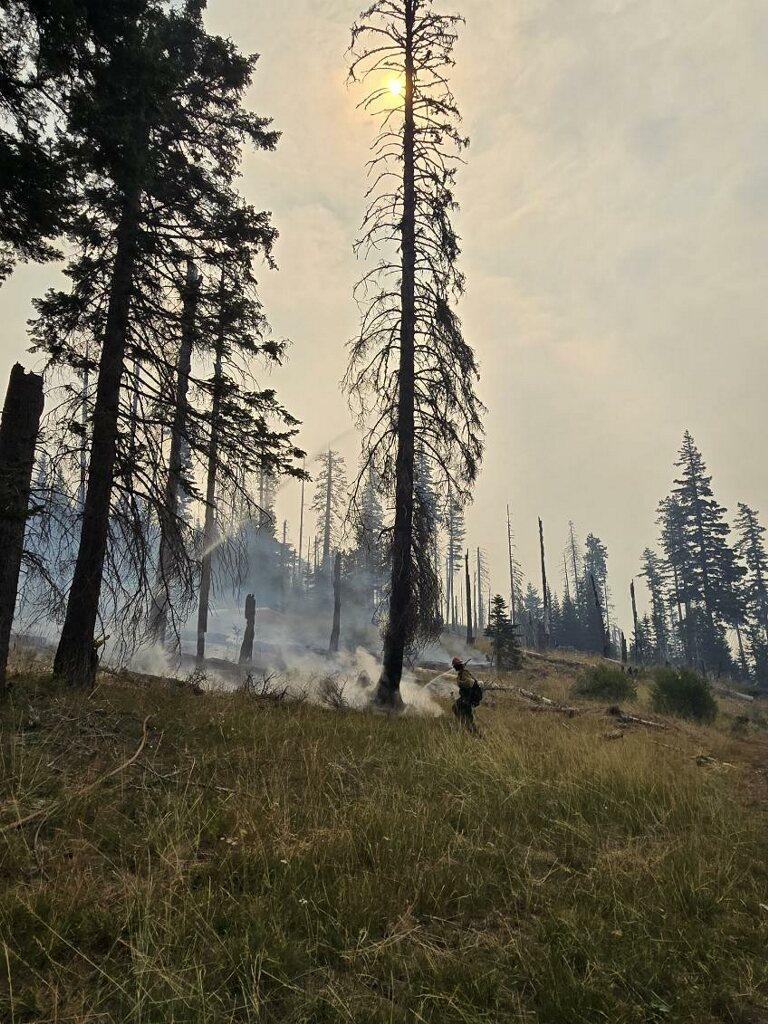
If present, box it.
[0,666,767,1023]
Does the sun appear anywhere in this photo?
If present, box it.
[387,78,403,97]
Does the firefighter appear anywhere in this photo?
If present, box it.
[451,656,482,733]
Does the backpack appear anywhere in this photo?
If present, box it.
[469,680,483,707]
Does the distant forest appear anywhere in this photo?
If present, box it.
[0,1,765,701]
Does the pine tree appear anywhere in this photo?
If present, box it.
[733,503,768,685]
[0,0,81,279]
[641,548,672,662]
[311,450,348,580]
[346,0,483,707]
[670,432,743,672]
[582,534,609,654]
[445,490,466,629]
[521,583,542,648]
[485,594,522,671]
[30,1,291,685]
[734,504,768,645]
[351,465,386,615]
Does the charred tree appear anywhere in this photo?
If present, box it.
[590,572,610,657]
[53,185,144,687]
[465,550,474,646]
[239,593,256,666]
[195,278,226,666]
[347,0,483,706]
[0,365,44,694]
[329,551,342,653]
[630,578,642,663]
[539,518,550,646]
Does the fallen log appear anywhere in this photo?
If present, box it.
[606,706,666,730]
[487,684,581,716]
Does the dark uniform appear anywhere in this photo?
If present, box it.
[452,664,479,733]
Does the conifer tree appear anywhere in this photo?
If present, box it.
[641,548,671,662]
[670,432,743,672]
[30,1,292,685]
[311,450,349,579]
[734,504,768,645]
[0,0,81,279]
[347,0,483,707]
[445,490,466,629]
[485,594,522,671]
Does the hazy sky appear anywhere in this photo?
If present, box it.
[1,0,766,630]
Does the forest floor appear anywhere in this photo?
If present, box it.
[1,647,767,1024]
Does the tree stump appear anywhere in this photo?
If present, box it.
[0,364,44,694]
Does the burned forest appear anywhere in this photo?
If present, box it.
[1,1,767,1022]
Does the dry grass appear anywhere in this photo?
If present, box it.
[0,651,767,1023]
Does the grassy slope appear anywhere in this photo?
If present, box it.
[0,655,767,1024]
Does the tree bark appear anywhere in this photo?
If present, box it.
[53,185,142,687]
[590,573,610,658]
[375,1,416,708]
[329,551,342,653]
[630,579,642,663]
[0,365,44,695]
[239,593,255,665]
[196,276,226,666]
[322,451,333,579]
[539,518,550,645]
[149,259,200,646]
[465,550,474,646]
[507,505,517,624]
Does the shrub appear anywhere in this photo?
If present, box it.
[651,667,718,723]
[574,663,637,702]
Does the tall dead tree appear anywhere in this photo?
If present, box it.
[149,259,201,645]
[196,277,226,666]
[0,365,44,694]
[507,505,518,624]
[465,550,474,646]
[329,551,342,653]
[630,578,642,663]
[539,518,550,646]
[590,572,610,657]
[347,0,483,706]
[322,452,333,570]
[297,469,305,592]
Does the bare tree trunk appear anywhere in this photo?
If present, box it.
[630,579,642,663]
[54,185,142,687]
[539,517,550,645]
[79,342,89,508]
[149,260,200,645]
[297,470,305,593]
[329,551,342,653]
[507,505,517,624]
[476,547,483,630]
[376,2,415,708]
[465,550,474,646]
[447,496,455,629]
[196,276,226,666]
[590,573,610,657]
[0,365,44,695]
[281,519,287,611]
[322,451,333,576]
[735,621,749,678]
[239,593,256,665]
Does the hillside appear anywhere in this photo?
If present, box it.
[1,650,767,1024]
